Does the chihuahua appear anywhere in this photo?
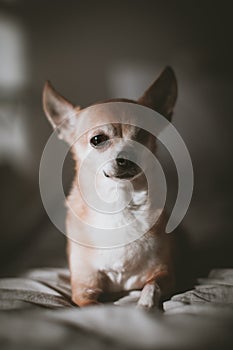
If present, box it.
[43,67,179,308]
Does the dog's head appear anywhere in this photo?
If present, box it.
[43,67,177,182]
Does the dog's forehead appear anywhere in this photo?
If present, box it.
[121,123,138,137]
[77,102,146,139]
[78,103,140,137]
[94,123,137,136]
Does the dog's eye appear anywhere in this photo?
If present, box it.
[90,134,109,147]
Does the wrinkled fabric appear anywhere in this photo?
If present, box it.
[0,268,232,350]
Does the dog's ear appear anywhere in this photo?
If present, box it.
[43,81,80,141]
[138,66,177,121]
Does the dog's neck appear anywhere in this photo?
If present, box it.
[98,170,149,210]
[74,167,156,216]
[68,168,162,246]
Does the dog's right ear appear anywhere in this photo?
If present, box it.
[43,81,80,141]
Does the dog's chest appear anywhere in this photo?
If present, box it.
[68,187,166,291]
[93,235,161,291]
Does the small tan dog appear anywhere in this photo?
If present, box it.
[43,67,179,308]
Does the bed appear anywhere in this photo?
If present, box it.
[0,268,232,350]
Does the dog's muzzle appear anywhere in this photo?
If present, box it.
[104,152,141,180]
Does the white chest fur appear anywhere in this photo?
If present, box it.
[67,179,166,292]
[92,233,163,291]
[69,226,166,292]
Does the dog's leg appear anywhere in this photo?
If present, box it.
[70,273,104,307]
[69,260,103,306]
[68,240,104,306]
[137,281,161,308]
[137,270,174,309]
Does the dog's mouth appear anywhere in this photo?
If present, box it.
[103,168,142,181]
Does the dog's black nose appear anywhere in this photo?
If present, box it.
[116,157,128,167]
[116,152,135,169]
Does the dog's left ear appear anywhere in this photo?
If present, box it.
[43,81,80,141]
[138,66,177,121]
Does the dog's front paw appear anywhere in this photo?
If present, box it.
[137,293,154,309]
[72,287,102,307]
[137,282,161,309]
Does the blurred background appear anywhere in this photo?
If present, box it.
[0,0,232,277]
